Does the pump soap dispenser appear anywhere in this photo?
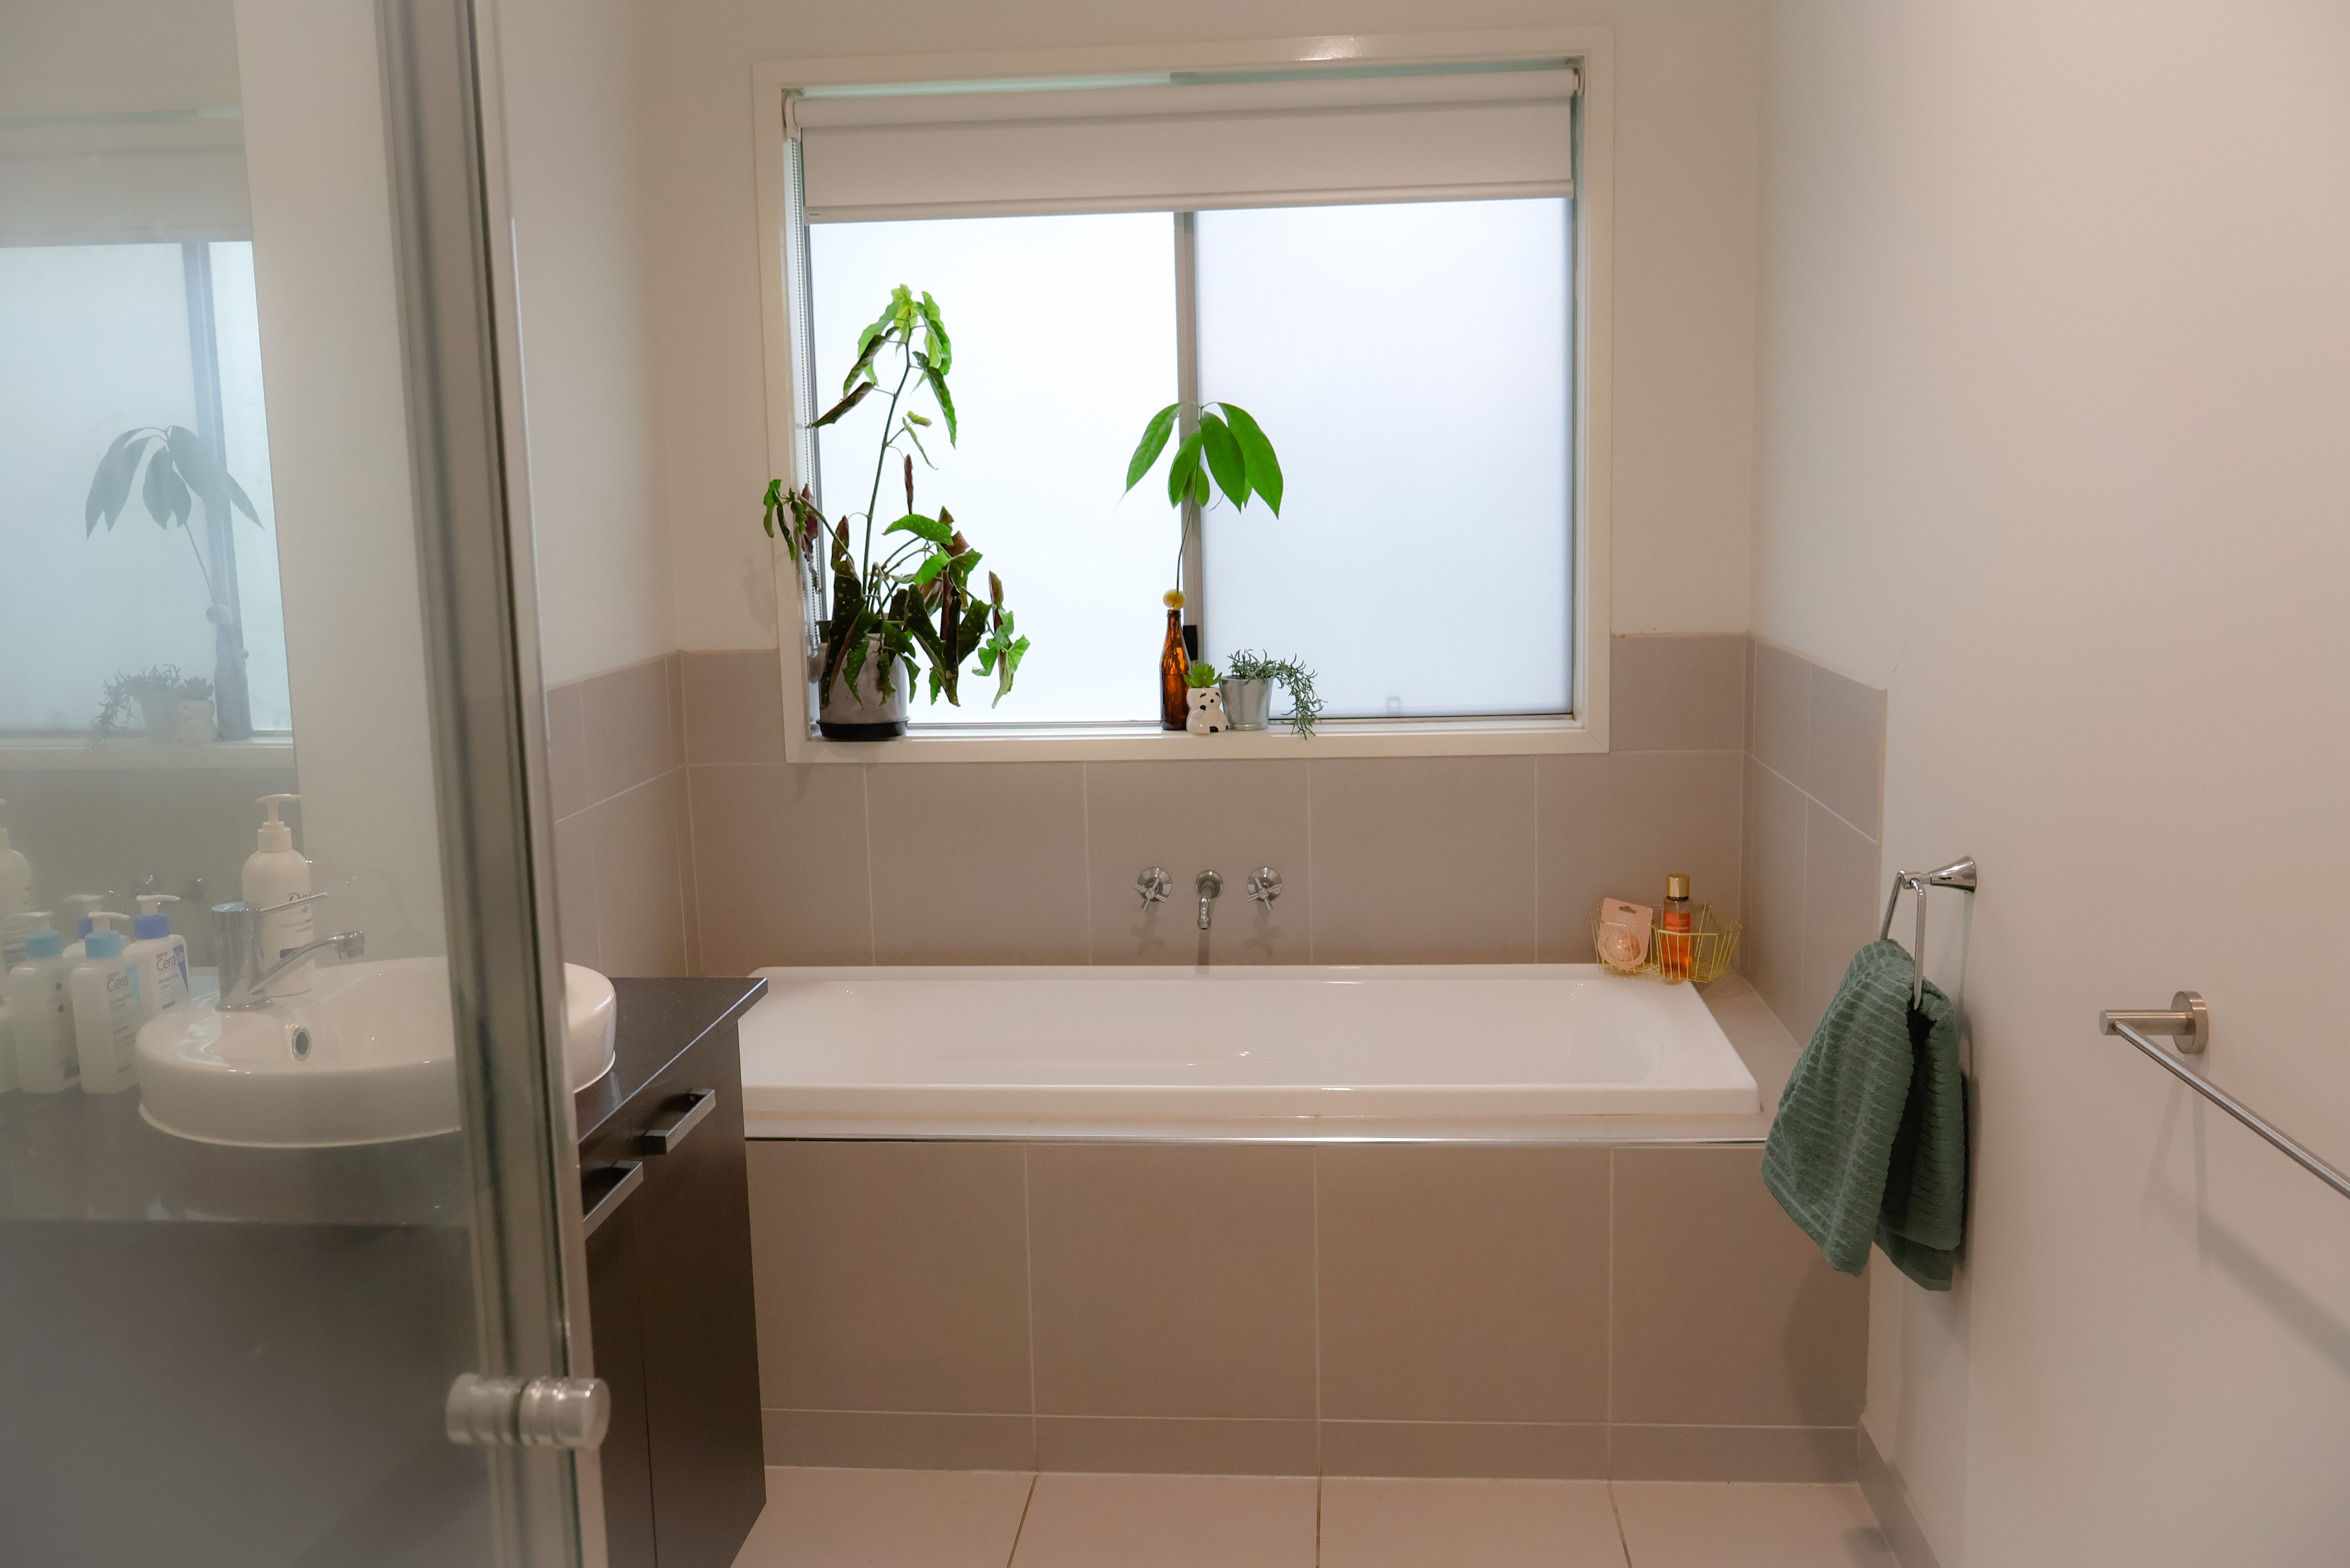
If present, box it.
[127,894,191,1024]
[58,893,105,962]
[7,917,77,1093]
[70,912,142,1095]
[0,798,34,970]
[245,794,315,994]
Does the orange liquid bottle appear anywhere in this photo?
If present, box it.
[1660,872,1693,981]
[1158,590,1190,731]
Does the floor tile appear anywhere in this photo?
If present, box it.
[1320,1478,1630,1566]
[1609,1483,1895,1567]
[1009,1473,1317,1568]
[734,1467,1034,1568]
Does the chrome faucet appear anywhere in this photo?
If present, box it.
[213,894,366,1011]
[1196,870,1222,930]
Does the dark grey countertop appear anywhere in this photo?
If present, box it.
[0,975,767,1227]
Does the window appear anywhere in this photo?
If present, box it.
[0,240,292,736]
[762,37,1608,754]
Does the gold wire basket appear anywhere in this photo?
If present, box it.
[1591,901,1743,986]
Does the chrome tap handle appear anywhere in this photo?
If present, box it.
[1246,868,1283,908]
[1135,867,1172,907]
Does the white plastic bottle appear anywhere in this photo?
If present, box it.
[243,793,315,994]
[8,921,78,1093]
[126,894,192,1024]
[0,997,18,1095]
[70,912,143,1095]
[0,797,33,971]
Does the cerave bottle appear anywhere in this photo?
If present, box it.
[244,793,315,994]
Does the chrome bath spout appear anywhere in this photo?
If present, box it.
[1197,870,1222,930]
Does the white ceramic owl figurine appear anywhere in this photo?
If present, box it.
[1185,686,1229,734]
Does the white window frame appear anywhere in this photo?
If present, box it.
[750,27,1615,763]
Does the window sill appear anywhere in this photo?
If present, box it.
[0,737,297,772]
[779,715,1603,764]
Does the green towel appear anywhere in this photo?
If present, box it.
[1761,939,1968,1291]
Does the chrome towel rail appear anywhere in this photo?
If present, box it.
[1879,857,1978,1008]
[2100,995,2350,1203]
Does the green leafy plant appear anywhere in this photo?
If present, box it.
[84,426,260,625]
[1123,398,1287,588]
[761,286,1029,710]
[1184,662,1220,689]
[95,666,214,738]
[1224,649,1325,739]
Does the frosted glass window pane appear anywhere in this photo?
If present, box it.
[0,242,293,734]
[808,214,1177,725]
[1198,199,1572,717]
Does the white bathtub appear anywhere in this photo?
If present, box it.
[738,965,1764,1140]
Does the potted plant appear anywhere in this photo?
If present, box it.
[82,426,264,740]
[761,286,1028,739]
[1221,650,1325,738]
[95,666,215,742]
[1182,662,1229,734]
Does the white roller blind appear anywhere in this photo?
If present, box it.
[794,64,1578,222]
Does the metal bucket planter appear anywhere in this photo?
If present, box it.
[817,635,910,740]
[1221,677,1273,732]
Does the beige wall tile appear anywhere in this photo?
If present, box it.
[739,1467,1035,1566]
[1013,1474,1318,1568]
[1319,1478,1628,1566]
[1608,1425,1858,1483]
[1796,801,1881,1042]
[1806,664,1885,840]
[672,762,702,976]
[1611,634,1747,752]
[552,811,598,970]
[1610,1147,1867,1429]
[1318,1423,1608,1481]
[1027,1143,1316,1420]
[580,657,679,802]
[1536,752,1743,962]
[689,764,871,971]
[1741,758,1807,1031]
[1610,1480,1893,1566]
[683,648,788,767]
[748,1141,1032,1415]
[1750,640,1811,790]
[664,652,688,765]
[867,762,1089,964]
[1308,757,1538,964]
[1317,1145,1609,1424]
[1743,633,1758,752]
[759,1410,1036,1472]
[585,771,690,976]
[546,681,590,820]
[1084,760,1309,964]
[1034,1417,1317,1477]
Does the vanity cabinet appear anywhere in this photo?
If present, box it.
[578,980,768,1568]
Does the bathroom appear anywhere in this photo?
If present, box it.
[3,0,2346,1564]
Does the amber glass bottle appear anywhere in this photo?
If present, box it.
[1158,589,1190,731]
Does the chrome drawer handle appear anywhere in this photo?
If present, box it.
[582,1160,643,1237]
[642,1088,717,1155]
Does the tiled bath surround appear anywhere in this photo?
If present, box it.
[547,653,700,976]
[748,1138,1867,1481]
[545,633,1754,974]
[1739,639,1889,1043]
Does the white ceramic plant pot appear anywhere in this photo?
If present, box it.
[1185,686,1229,734]
[1221,678,1272,732]
[817,635,911,740]
[177,699,216,745]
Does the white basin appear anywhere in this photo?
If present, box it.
[137,959,618,1149]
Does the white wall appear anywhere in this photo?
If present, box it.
[1757,2,2350,1562]
[237,0,446,956]
[638,0,1763,651]
[500,0,674,685]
